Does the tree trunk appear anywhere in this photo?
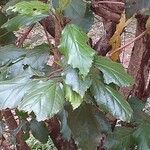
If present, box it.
[91,0,124,55]
[2,109,29,150]
[120,14,150,101]
[47,117,77,150]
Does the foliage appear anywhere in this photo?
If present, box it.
[0,0,149,150]
[26,136,57,150]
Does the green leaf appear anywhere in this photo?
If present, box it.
[90,73,133,122]
[59,24,95,77]
[74,5,94,32]
[105,127,135,150]
[94,56,134,87]
[19,80,65,121]
[2,14,48,31]
[0,29,15,46]
[64,0,86,18]
[0,44,50,76]
[128,97,145,112]
[128,97,147,123]
[67,102,111,150]
[22,132,30,141]
[52,0,71,11]
[7,1,49,15]
[64,84,83,109]
[16,109,28,119]
[0,11,16,45]
[57,110,71,140]
[22,44,50,70]
[63,0,94,31]
[0,0,9,6]
[52,0,94,31]
[133,121,150,150]
[30,119,49,144]
[0,45,26,66]
[0,64,10,80]
[0,68,37,109]
[2,0,34,15]
[0,11,7,26]
[63,67,91,97]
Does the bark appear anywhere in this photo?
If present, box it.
[40,15,55,37]
[91,0,124,55]
[93,20,117,56]
[2,109,29,150]
[91,0,124,22]
[47,117,77,150]
[120,14,150,101]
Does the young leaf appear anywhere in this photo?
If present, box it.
[19,80,65,121]
[67,103,111,150]
[64,84,83,109]
[59,24,95,77]
[133,121,150,150]
[105,127,135,150]
[63,67,92,97]
[94,56,134,87]
[30,119,49,144]
[90,73,133,122]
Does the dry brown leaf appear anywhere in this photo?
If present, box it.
[109,13,132,61]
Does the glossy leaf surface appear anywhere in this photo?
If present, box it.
[60,24,95,77]
[63,67,91,97]
[30,119,49,144]
[91,73,133,122]
[65,84,83,109]
[19,80,65,121]
[94,56,134,87]
[68,103,111,150]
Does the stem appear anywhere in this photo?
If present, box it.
[47,117,77,150]
[16,24,35,47]
[108,30,147,56]
[42,10,77,149]
[2,109,29,150]
[42,23,54,54]
[48,68,63,78]
[43,25,55,45]
[97,1,124,5]
[53,16,62,63]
